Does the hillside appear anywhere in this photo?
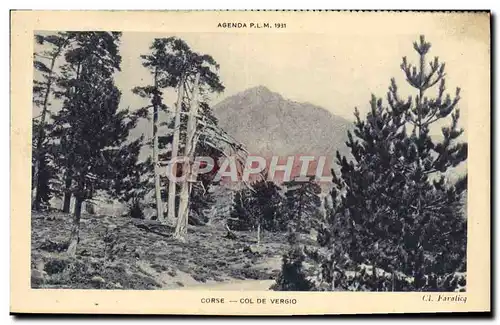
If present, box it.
[31,211,293,290]
[213,86,352,161]
[130,86,353,169]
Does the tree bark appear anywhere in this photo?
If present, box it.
[174,73,200,240]
[66,196,83,256]
[167,75,185,223]
[152,68,164,222]
[62,170,72,213]
[62,61,81,213]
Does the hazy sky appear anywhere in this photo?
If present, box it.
[113,29,486,138]
[34,13,489,143]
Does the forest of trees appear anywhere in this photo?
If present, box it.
[32,32,145,255]
[32,32,467,292]
[32,32,250,255]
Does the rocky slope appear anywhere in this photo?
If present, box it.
[213,86,352,161]
[31,211,290,290]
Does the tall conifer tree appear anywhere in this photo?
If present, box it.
[274,36,467,292]
[51,32,142,255]
[32,32,72,210]
[283,177,322,233]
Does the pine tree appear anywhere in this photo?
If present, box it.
[52,32,123,213]
[184,110,224,225]
[132,38,174,222]
[147,102,224,225]
[174,72,202,239]
[254,180,285,234]
[134,37,225,230]
[50,32,142,256]
[283,177,322,233]
[153,38,224,239]
[272,239,314,291]
[329,35,467,291]
[393,36,467,287]
[32,32,72,210]
[229,180,284,244]
[228,187,256,231]
[31,120,58,210]
[275,35,468,292]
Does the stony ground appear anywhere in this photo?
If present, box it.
[31,211,289,290]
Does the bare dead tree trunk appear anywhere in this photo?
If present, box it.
[66,196,83,256]
[167,75,185,223]
[174,73,200,241]
[152,68,164,222]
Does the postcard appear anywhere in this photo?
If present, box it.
[10,10,490,315]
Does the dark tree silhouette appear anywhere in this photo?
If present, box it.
[274,36,467,292]
[50,32,142,256]
[283,177,322,233]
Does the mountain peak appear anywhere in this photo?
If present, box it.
[213,87,352,168]
[245,85,272,93]
[239,85,279,98]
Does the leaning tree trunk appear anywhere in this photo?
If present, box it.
[174,73,200,241]
[31,62,54,210]
[152,68,164,222]
[66,195,84,256]
[32,41,67,210]
[167,75,185,223]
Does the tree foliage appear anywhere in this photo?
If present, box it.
[229,180,286,232]
[133,37,225,225]
[32,32,73,210]
[46,32,142,255]
[283,177,322,233]
[274,36,467,292]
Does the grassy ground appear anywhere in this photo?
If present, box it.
[31,211,290,290]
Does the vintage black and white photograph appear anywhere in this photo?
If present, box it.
[8,10,491,316]
[28,27,474,294]
[7,9,492,316]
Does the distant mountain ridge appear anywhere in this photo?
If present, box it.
[213,86,352,173]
